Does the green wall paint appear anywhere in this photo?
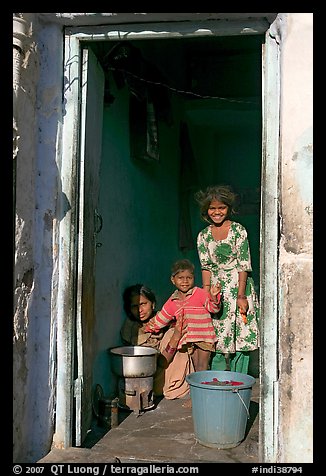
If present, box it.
[92,40,262,396]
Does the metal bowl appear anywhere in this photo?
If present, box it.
[109,345,158,378]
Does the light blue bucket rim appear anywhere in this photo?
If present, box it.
[186,370,256,391]
[186,370,255,419]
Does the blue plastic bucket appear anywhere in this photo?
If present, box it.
[186,370,256,449]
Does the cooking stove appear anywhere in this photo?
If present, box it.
[109,345,158,414]
[118,376,154,413]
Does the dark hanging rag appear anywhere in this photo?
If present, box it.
[178,122,199,251]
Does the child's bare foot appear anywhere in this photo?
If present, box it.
[182,399,192,409]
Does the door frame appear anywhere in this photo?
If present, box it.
[55,18,280,462]
[260,26,280,463]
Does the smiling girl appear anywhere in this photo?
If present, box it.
[195,185,260,374]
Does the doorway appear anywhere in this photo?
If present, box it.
[58,19,280,462]
[91,32,263,395]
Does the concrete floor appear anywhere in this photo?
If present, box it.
[38,377,260,464]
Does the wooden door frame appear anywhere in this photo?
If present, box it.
[259,26,281,463]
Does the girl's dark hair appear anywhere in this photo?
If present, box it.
[122,284,156,321]
[194,185,237,223]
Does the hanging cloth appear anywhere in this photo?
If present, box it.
[178,122,199,250]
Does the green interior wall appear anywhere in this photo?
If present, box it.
[93,74,185,396]
[186,108,262,289]
[92,36,262,397]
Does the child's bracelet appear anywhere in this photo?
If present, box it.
[237,295,247,299]
[165,343,177,354]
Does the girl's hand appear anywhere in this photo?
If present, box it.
[237,296,249,314]
[238,304,248,324]
[160,317,185,367]
[170,313,186,348]
[210,283,221,297]
[144,316,157,333]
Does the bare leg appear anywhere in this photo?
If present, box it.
[191,348,211,372]
[182,348,211,409]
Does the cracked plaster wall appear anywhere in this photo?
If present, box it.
[278,13,313,463]
[13,13,63,462]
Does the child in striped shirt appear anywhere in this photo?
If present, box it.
[145,259,221,372]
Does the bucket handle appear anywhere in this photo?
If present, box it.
[232,388,250,419]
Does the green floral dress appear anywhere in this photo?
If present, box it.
[197,221,260,354]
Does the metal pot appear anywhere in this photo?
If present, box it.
[109,345,158,378]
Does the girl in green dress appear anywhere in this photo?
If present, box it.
[195,185,260,374]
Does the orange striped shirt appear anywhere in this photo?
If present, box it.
[145,287,220,348]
